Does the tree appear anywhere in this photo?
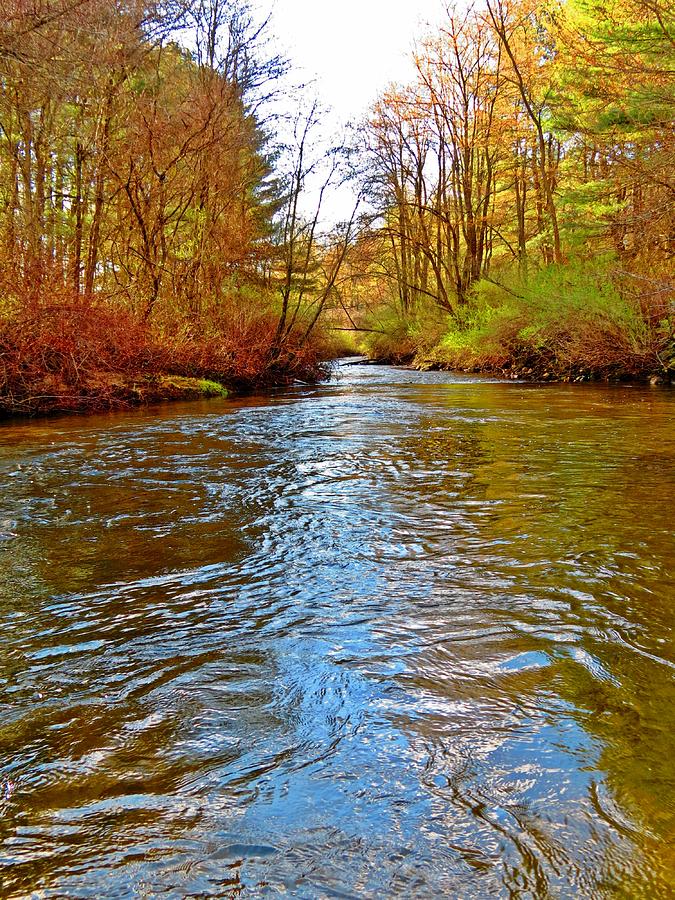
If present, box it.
[273,101,361,349]
[485,0,565,264]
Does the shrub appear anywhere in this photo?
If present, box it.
[358,300,448,363]
[425,261,673,380]
[0,300,332,416]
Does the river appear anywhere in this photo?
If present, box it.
[1,362,674,898]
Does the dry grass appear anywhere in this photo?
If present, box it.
[0,302,331,416]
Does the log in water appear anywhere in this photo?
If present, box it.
[1,363,674,897]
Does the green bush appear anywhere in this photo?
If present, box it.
[358,300,448,363]
[421,260,672,379]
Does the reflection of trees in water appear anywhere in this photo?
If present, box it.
[553,642,675,862]
[0,535,52,608]
[1,429,262,601]
[393,415,489,501]
[391,627,674,895]
[2,381,674,895]
[377,391,675,896]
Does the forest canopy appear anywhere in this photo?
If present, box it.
[345,0,674,379]
[0,0,673,415]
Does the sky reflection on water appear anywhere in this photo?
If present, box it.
[1,365,674,897]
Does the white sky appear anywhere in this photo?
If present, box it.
[268,0,446,125]
[262,0,447,223]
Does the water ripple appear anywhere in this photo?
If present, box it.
[0,364,674,897]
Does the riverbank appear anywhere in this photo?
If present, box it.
[413,350,674,385]
[356,271,674,385]
[349,253,675,386]
[0,373,231,419]
[0,305,332,418]
[361,350,673,385]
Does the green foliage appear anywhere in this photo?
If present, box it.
[325,329,360,358]
[422,261,670,379]
[194,378,229,397]
[357,301,448,363]
[557,0,675,135]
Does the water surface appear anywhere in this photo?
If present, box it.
[1,364,674,897]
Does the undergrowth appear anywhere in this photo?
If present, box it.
[357,302,448,363]
[0,300,332,416]
[369,262,674,381]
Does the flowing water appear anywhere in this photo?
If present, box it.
[1,362,674,898]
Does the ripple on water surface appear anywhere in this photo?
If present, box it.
[0,364,674,897]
